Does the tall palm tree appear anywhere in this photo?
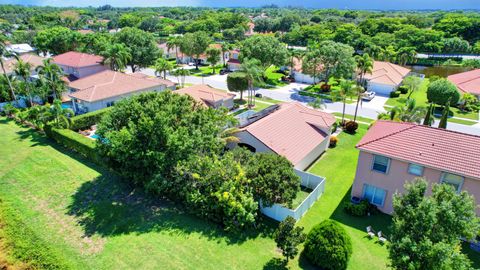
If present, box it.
[288,49,304,76]
[240,58,264,108]
[154,58,174,79]
[353,53,373,122]
[101,43,131,71]
[172,68,190,88]
[396,47,417,66]
[331,79,356,125]
[0,40,17,103]
[166,36,181,63]
[36,59,67,100]
[14,59,34,106]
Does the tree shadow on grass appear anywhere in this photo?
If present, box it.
[263,258,287,270]
[67,173,276,245]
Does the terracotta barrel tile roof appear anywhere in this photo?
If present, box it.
[0,53,45,74]
[357,121,480,180]
[363,61,410,86]
[53,51,104,68]
[447,69,480,95]
[175,84,235,108]
[68,70,174,102]
[242,102,336,166]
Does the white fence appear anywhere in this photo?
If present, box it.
[260,169,326,222]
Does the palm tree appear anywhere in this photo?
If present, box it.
[308,97,326,110]
[36,59,67,100]
[379,99,426,124]
[172,68,190,88]
[46,99,74,128]
[288,49,304,76]
[166,36,181,63]
[101,43,131,71]
[0,40,17,103]
[154,58,173,79]
[396,47,417,66]
[331,79,356,125]
[240,58,264,108]
[14,59,34,106]
[353,53,373,122]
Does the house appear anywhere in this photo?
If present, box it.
[447,69,480,99]
[363,61,411,95]
[6,43,35,55]
[227,49,241,71]
[68,70,175,113]
[233,102,336,170]
[0,53,44,76]
[77,29,94,35]
[53,51,107,81]
[351,121,480,215]
[175,84,235,109]
[290,57,319,84]
[157,42,178,59]
[245,22,255,36]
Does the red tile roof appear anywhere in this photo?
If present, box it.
[242,102,336,166]
[68,70,175,102]
[357,121,480,179]
[0,53,45,75]
[447,69,480,95]
[53,51,104,68]
[363,61,410,86]
[175,84,235,108]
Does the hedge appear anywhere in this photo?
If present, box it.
[69,107,112,131]
[44,125,100,164]
[0,199,72,269]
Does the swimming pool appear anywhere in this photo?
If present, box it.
[88,133,100,140]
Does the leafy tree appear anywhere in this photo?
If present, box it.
[0,39,17,103]
[402,76,422,99]
[35,58,67,100]
[33,27,81,55]
[153,58,173,79]
[442,37,471,54]
[166,35,181,62]
[227,72,248,100]
[438,98,451,129]
[100,43,131,71]
[46,99,74,128]
[302,46,323,84]
[115,27,160,72]
[379,99,426,124]
[396,47,417,65]
[179,31,212,70]
[423,103,435,126]
[118,13,141,28]
[239,35,289,70]
[426,78,460,106]
[331,79,356,125]
[317,40,356,83]
[304,219,353,270]
[96,91,233,186]
[274,216,306,263]
[244,152,300,207]
[205,47,221,74]
[389,178,479,270]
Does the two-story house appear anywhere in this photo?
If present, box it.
[53,51,107,82]
[351,121,480,215]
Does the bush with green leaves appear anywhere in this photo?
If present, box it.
[389,91,401,98]
[344,199,377,216]
[274,216,306,263]
[69,107,112,131]
[304,219,353,270]
[398,85,408,94]
[344,120,358,134]
[427,78,460,106]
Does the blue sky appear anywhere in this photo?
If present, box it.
[1,0,479,10]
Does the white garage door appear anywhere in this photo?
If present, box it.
[368,82,395,96]
[294,72,315,84]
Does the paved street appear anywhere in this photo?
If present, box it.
[134,67,480,136]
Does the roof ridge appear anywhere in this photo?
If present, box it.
[386,62,405,77]
[356,121,416,148]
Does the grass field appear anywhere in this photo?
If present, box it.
[332,112,375,124]
[1,119,478,269]
[264,66,288,88]
[190,65,223,77]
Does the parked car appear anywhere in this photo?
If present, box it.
[362,91,376,101]
[219,68,231,75]
[255,93,263,98]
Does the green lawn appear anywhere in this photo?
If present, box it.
[332,112,375,124]
[386,79,479,122]
[1,119,478,269]
[289,187,312,209]
[264,66,288,88]
[190,65,223,77]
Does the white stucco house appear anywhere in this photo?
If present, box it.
[68,70,176,114]
[232,102,336,171]
[363,61,411,96]
[175,84,236,109]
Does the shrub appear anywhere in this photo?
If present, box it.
[0,200,71,269]
[344,200,368,216]
[304,220,353,270]
[390,91,401,98]
[44,125,100,164]
[329,136,339,148]
[344,121,358,134]
[427,78,460,106]
[398,85,408,94]
[69,107,112,131]
[331,122,338,133]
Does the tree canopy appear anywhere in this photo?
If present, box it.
[239,35,289,70]
[426,78,460,106]
[114,27,159,72]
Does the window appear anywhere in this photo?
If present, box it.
[362,184,387,206]
[106,101,115,107]
[372,155,390,174]
[440,173,464,193]
[408,164,424,176]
